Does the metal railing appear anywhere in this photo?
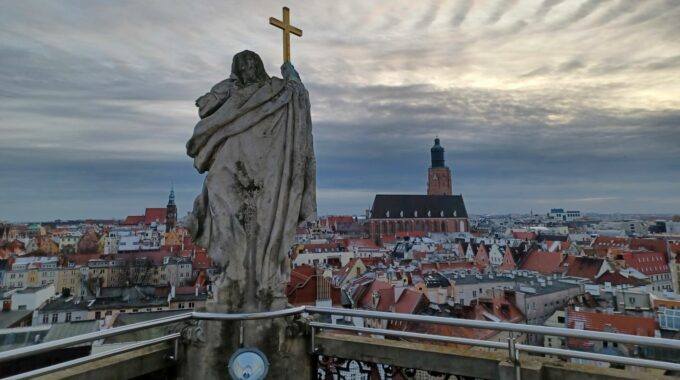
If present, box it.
[2,306,680,379]
[3,334,181,380]
[307,306,680,374]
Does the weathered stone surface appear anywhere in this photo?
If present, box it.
[180,50,315,379]
[187,50,315,312]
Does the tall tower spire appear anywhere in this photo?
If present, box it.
[427,137,453,195]
[166,182,177,231]
[168,182,176,205]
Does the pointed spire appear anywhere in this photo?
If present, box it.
[168,182,176,206]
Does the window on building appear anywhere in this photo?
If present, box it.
[557,316,565,324]
[179,303,185,309]
[43,314,49,324]
[52,314,58,323]
[189,302,195,308]
[65,312,71,322]
[95,311,101,319]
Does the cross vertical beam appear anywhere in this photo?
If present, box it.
[269,6,303,63]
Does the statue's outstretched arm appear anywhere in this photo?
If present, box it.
[281,62,301,82]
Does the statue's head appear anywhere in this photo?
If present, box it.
[231,50,269,87]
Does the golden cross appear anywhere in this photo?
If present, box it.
[269,7,303,63]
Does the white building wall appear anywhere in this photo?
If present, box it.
[294,251,355,267]
[11,284,55,310]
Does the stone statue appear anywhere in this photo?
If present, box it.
[187,50,316,313]
[180,51,314,379]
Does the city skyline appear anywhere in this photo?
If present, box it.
[2,1,680,221]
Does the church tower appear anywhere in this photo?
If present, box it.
[166,184,177,231]
[427,137,453,195]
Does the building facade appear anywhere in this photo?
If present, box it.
[368,138,469,242]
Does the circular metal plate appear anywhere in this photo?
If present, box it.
[227,347,270,380]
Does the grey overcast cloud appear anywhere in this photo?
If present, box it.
[1,0,679,222]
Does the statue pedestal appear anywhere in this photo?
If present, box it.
[178,288,311,379]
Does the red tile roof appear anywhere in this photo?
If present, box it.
[595,271,648,287]
[192,251,212,269]
[404,294,525,348]
[394,289,427,314]
[122,215,144,225]
[420,263,437,272]
[301,242,346,252]
[144,208,167,225]
[592,236,628,248]
[629,238,666,253]
[519,251,563,275]
[622,251,670,275]
[437,261,473,271]
[474,244,490,270]
[512,231,537,241]
[287,265,342,306]
[359,256,386,268]
[501,247,517,271]
[582,247,609,258]
[358,280,394,312]
[346,238,380,250]
[560,256,604,280]
[566,309,656,350]
[194,269,208,287]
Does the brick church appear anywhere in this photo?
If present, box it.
[367,138,469,242]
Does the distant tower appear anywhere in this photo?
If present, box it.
[427,137,453,195]
[166,184,177,231]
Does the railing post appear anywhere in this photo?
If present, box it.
[507,332,520,380]
[309,324,318,380]
[310,324,316,354]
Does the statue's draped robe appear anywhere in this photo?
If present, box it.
[187,77,315,309]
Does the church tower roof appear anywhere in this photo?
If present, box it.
[168,183,176,206]
[430,137,445,168]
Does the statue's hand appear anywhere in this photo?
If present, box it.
[281,62,301,82]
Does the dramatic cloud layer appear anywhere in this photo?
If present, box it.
[1,0,679,221]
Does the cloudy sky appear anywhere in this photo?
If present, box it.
[1,0,679,222]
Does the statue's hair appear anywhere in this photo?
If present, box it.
[231,50,269,87]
